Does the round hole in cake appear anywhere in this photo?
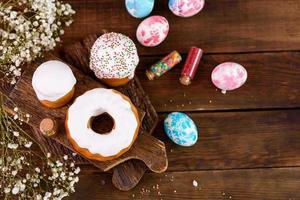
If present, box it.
[89,113,115,135]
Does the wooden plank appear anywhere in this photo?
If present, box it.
[69,167,300,199]
[0,78,14,96]
[75,109,300,172]
[64,0,300,55]
[156,110,300,171]
[135,52,300,112]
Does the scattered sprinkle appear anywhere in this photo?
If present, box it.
[193,180,198,187]
[170,176,174,182]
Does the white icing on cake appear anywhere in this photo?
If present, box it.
[32,60,76,102]
[90,32,139,79]
[67,88,139,157]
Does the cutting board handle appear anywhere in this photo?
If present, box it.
[129,132,168,173]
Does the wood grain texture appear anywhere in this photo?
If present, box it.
[64,0,300,55]
[31,127,87,162]
[0,78,14,96]
[3,0,300,197]
[135,52,300,112]
[156,110,300,172]
[69,167,300,200]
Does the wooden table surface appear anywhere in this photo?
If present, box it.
[13,0,300,199]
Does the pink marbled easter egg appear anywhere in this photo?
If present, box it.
[136,15,169,47]
[169,0,205,18]
[211,62,248,92]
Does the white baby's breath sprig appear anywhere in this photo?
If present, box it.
[0,93,80,199]
[0,0,75,84]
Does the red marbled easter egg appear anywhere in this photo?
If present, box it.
[136,15,169,47]
[211,62,248,93]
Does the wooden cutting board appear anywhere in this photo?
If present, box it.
[5,52,168,190]
[63,33,164,191]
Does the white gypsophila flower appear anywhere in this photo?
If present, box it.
[13,131,19,137]
[26,173,31,180]
[56,160,63,167]
[7,156,12,162]
[20,183,26,192]
[36,194,42,200]
[24,141,33,148]
[0,0,75,84]
[13,114,18,120]
[12,186,19,194]
[8,143,18,149]
[35,167,41,173]
[74,167,80,174]
[4,187,11,194]
[2,166,8,172]
[74,176,79,183]
[44,192,52,198]
[12,170,18,176]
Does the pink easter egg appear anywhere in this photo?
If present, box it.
[136,15,169,47]
[211,62,248,93]
[169,0,205,18]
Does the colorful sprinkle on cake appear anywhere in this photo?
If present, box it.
[90,32,139,79]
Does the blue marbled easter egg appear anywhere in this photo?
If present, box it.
[125,0,154,18]
[164,112,198,147]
